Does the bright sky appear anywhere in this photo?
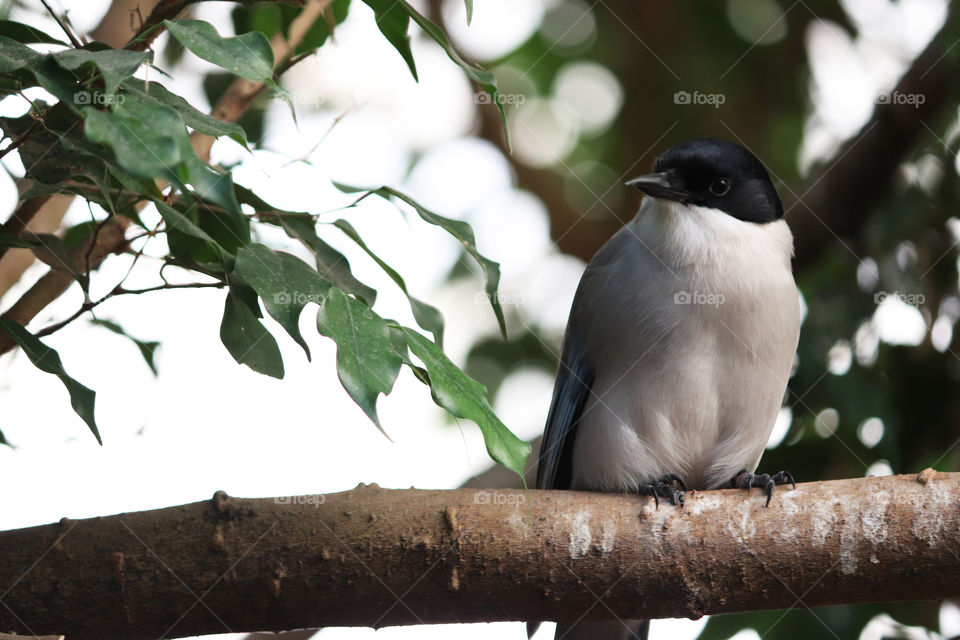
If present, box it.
[0,1,952,639]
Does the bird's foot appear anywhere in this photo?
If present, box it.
[637,473,687,508]
[730,468,796,507]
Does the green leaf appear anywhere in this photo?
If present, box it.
[163,19,274,83]
[89,319,160,376]
[0,318,101,445]
[362,0,418,81]
[233,186,378,305]
[349,185,506,338]
[52,49,151,95]
[400,327,528,476]
[235,243,333,360]
[315,287,401,433]
[114,91,248,240]
[0,227,36,248]
[464,0,473,24]
[0,20,69,45]
[219,289,285,378]
[0,36,43,72]
[121,79,248,147]
[332,218,444,346]
[155,201,226,264]
[82,106,181,179]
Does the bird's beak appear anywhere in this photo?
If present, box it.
[625,170,690,203]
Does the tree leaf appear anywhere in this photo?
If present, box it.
[114,91,248,241]
[235,243,333,360]
[233,185,378,305]
[219,289,285,379]
[0,227,36,248]
[89,319,160,377]
[121,79,249,147]
[82,106,181,180]
[361,0,418,81]
[0,19,68,45]
[155,201,226,263]
[344,184,506,338]
[0,35,43,72]
[315,287,401,434]
[332,218,444,346]
[163,19,274,83]
[400,327,528,476]
[0,318,101,445]
[51,49,151,95]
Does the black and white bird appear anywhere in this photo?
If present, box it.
[535,138,802,640]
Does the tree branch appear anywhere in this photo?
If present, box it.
[0,471,956,639]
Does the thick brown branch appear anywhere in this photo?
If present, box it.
[0,471,956,639]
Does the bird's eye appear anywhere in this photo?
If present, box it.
[709,177,731,196]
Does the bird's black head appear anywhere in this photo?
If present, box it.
[626,138,783,223]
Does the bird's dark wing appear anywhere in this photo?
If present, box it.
[536,332,595,490]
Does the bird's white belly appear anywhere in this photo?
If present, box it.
[570,279,797,492]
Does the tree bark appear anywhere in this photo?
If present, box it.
[0,471,957,639]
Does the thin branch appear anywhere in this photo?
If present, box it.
[38,0,83,48]
[33,280,226,339]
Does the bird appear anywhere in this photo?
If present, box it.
[533,137,802,640]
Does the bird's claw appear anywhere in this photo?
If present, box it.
[730,468,796,507]
[637,474,687,508]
